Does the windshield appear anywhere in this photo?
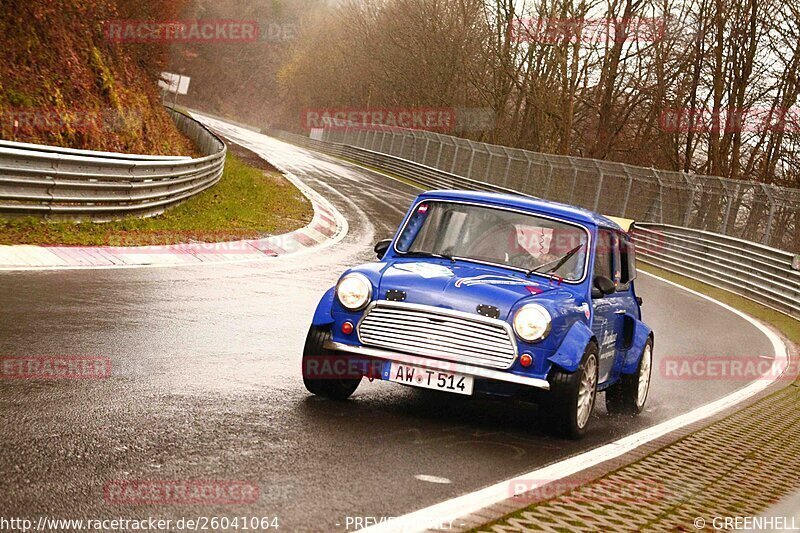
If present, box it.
[395,201,589,281]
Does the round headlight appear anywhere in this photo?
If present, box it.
[513,304,552,342]
[336,273,372,311]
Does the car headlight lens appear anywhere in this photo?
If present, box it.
[513,304,552,342]
[336,274,372,311]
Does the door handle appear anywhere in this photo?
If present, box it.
[614,310,626,314]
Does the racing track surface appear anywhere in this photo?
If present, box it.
[0,119,778,531]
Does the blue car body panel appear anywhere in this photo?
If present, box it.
[622,321,653,375]
[547,321,596,373]
[311,287,336,326]
[312,189,652,393]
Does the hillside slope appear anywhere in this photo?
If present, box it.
[0,0,194,155]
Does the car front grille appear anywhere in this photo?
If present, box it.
[357,301,518,370]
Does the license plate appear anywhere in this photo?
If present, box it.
[388,362,474,395]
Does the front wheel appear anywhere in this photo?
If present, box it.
[545,343,599,439]
[302,325,362,400]
[606,338,653,416]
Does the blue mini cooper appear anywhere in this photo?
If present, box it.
[302,190,653,438]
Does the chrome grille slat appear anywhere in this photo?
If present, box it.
[360,323,512,356]
[358,332,509,367]
[357,301,517,370]
[374,308,509,337]
[363,327,505,360]
[366,313,510,341]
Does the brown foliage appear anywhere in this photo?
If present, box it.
[0,0,194,155]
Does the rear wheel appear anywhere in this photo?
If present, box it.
[302,325,362,400]
[545,343,599,439]
[606,338,653,416]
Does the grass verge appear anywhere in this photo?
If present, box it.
[0,147,313,246]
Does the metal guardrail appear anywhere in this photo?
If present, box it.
[267,130,526,195]
[270,128,800,320]
[322,125,800,253]
[633,224,800,319]
[0,108,226,220]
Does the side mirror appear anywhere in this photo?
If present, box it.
[591,275,616,299]
[374,239,392,259]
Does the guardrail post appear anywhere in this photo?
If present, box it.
[568,166,579,205]
[435,141,444,169]
[467,146,476,177]
[544,161,555,200]
[502,150,512,187]
[683,173,695,227]
[652,169,665,224]
[422,136,431,165]
[721,182,738,235]
[762,184,776,245]
[522,155,533,194]
[378,131,386,153]
[450,144,460,174]
[592,161,604,212]
[621,167,633,218]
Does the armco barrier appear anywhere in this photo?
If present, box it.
[323,124,800,253]
[0,108,225,220]
[266,129,529,195]
[270,128,800,320]
[633,224,800,318]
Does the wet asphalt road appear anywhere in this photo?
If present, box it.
[0,122,777,532]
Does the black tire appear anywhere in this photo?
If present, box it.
[544,342,599,439]
[606,337,653,416]
[302,325,362,400]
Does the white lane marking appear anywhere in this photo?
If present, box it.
[361,270,790,533]
[415,475,453,485]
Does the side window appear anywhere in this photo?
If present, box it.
[594,230,614,280]
[619,234,637,287]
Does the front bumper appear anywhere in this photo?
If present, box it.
[323,340,550,391]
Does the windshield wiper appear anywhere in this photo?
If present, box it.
[527,244,583,277]
[403,250,457,263]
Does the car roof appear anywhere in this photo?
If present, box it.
[418,190,623,231]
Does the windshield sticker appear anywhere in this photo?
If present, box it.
[393,262,453,278]
[455,274,540,288]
